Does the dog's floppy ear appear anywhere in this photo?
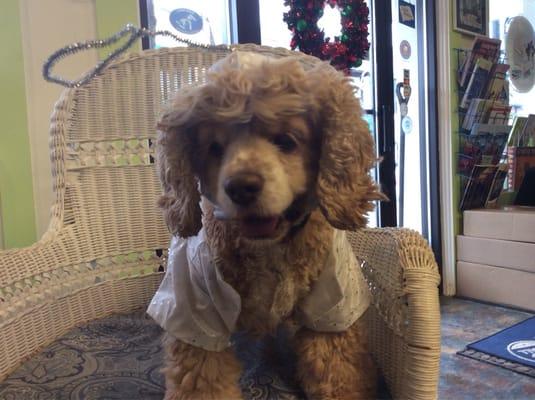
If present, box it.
[156,90,202,237]
[310,63,385,230]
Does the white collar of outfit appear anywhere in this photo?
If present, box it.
[147,229,371,351]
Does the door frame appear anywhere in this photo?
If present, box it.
[424,0,444,288]
[374,0,398,227]
[436,0,456,295]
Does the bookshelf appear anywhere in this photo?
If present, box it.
[455,37,512,212]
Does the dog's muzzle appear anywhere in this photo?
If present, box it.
[215,178,314,240]
[224,172,264,206]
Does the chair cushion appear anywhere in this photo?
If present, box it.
[0,312,303,400]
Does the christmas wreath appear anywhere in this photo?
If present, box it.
[283,0,370,74]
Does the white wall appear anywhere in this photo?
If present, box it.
[19,0,99,237]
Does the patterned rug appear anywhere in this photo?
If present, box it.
[0,312,304,400]
[0,313,166,400]
[0,311,393,400]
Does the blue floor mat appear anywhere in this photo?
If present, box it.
[459,316,535,378]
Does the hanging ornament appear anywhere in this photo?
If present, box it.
[283,0,370,74]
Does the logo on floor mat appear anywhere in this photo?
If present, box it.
[507,340,535,364]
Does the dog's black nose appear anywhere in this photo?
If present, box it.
[224,173,264,206]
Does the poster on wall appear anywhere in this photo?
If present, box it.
[399,1,416,28]
[169,9,204,35]
[454,0,489,36]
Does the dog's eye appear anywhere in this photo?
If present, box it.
[272,133,297,153]
[208,142,224,158]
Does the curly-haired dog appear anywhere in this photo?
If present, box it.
[147,51,384,400]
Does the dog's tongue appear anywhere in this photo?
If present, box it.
[239,216,279,238]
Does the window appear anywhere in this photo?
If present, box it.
[143,0,232,47]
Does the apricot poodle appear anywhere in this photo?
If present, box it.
[147,51,384,400]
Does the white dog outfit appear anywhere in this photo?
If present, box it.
[147,229,371,351]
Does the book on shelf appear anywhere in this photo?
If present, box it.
[460,58,493,110]
[486,163,508,208]
[461,99,494,130]
[470,123,511,138]
[518,114,535,147]
[462,100,511,130]
[458,124,510,175]
[484,63,510,103]
[460,164,499,211]
[508,116,528,146]
[487,102,512,125]
[507,146,535,190]
[458,37,502,89]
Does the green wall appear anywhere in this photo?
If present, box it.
[95,0,141,59]
[0,0,36,249]
[0,0,139,249]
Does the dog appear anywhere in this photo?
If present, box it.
[147,51,384,400]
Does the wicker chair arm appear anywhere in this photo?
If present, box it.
[348,228,441,400]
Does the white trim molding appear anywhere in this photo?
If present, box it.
[436,0,456,296]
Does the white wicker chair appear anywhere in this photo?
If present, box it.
[0,45,441,399]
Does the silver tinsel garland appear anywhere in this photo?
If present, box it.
[43,24,232,88]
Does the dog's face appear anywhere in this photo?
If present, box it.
[157,52,383,241]
[192,115,320,240]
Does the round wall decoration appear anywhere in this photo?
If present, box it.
[400,40,412,60]
[284,0,370,74]
[401,116,413,134]
[169,9,203,35]
[505,16,535,93]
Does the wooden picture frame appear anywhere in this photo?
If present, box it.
[454,0,489,36]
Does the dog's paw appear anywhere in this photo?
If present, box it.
[163,336,244,400]
[294,324,377,400]
[164,386,243,400]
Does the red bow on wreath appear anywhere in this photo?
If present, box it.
[283,0,370,74]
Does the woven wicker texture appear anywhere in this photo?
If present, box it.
[0,44,440,399]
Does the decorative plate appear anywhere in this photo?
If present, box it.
[505,16,535,93]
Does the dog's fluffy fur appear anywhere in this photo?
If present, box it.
[156,52,384,399]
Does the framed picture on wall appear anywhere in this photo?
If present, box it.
[454,0,489,36]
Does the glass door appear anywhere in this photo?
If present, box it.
[390,0,434,237]
[258,0,438,240]
[259,0,386,228]
[259,0,396,227]
[374,0,435,234]
[259,0,436,231]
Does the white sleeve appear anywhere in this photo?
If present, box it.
[147,233,241,351]
[298,230,371,332]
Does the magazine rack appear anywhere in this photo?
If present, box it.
[0,42,441,399]
[455,42,512,211]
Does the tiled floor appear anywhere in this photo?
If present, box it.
[440,297,535,399]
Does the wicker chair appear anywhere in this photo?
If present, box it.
[0,45,441,399]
